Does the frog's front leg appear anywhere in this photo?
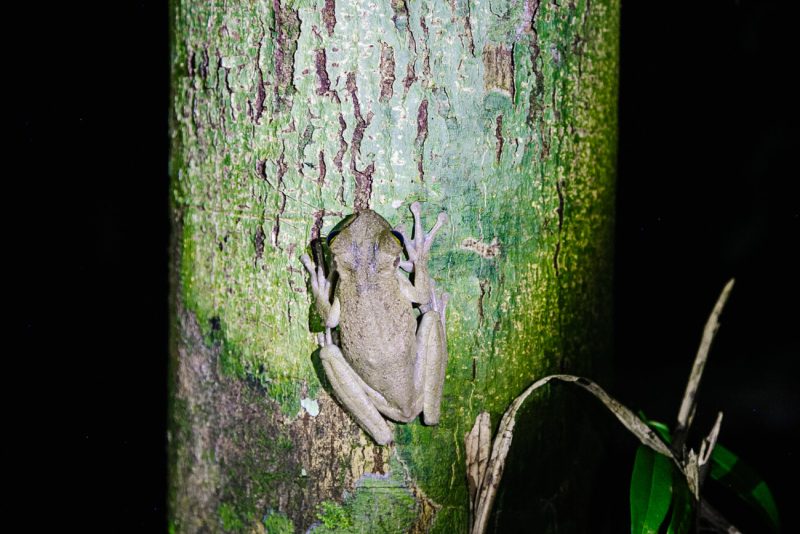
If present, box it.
[300,254,340,328]
[395,201,447,304]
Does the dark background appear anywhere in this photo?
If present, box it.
[10,1,796,532]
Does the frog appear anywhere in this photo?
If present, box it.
[301,202,449,445]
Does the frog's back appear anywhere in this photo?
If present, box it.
[329,209,419,404]
[337,278,417,401]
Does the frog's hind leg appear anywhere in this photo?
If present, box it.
[319,343,394,445]
[418,290,449,425]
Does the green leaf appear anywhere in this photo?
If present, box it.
[630,445,674,534]
[710,443,781,532]
[666,471,694,534]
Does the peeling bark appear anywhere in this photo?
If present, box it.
[483,43,515,98]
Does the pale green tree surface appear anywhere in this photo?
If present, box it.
[169,0,619,532]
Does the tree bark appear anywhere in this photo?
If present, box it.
[168,0,619,532]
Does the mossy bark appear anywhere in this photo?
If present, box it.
[169,0,619,532]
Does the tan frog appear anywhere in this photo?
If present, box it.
[301,202,449,445]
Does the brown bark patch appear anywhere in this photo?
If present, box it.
[254,226,266,261]
[403,62,417,95]
[346,72,371,158]
[379,43,396,103]
[334,114,348,174]
[495,114,504,163]
[353,161,375,211]
[170,302,390,532]
[415,99,429,182]
[483,43,515,98]
[419,15,432,79]
[461,237,501,259]
[273,0,301,111]
[318,150,327,186]
[322,0,336,36]
[314,48,332,96]
[346,72,374,209]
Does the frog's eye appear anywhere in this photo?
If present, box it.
[390,231,404,246]
[326,230,340,246]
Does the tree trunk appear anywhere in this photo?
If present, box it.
[168,0,619,532]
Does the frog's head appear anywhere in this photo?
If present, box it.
[328,210,403,275]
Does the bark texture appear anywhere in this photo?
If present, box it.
[169,0,619,532]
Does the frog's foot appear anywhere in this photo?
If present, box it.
[394,202,447,262]
[302,255,340,328]
[319,343,395,445]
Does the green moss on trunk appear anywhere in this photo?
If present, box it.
[169,0,619,532]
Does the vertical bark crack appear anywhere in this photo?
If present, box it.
[199,46,209,81]
[273,0,300,112]
[272,143,288,249]
[353,162,375,211]
[415,99,429,182]
[311,209,325,241]
[314,48,332,97]
[419,15,432,80]
[252,30,267,124]
[402,24,419,95]
[464,11,476,57]
[403,62,417,96]
[525,0,544,127]
[322,0,336,36]
[318,150,327,186]
[334,114,348,174]
[254,226,266,261]
[495,114,504,163]
[346,73,374,209]
[379,43,396,103]
[478,278,491,327]
[346,72,371,158]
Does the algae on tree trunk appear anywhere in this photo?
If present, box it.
[169,0,619,532]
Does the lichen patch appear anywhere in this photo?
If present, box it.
[461,237,502,259]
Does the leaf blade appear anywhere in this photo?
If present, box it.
[630,445,673,534]
[710,443,780,532]
[666,470,694,534]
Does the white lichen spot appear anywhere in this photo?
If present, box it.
[391,199,403,209]
[391,150,406,166]
[300,397,320,417]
